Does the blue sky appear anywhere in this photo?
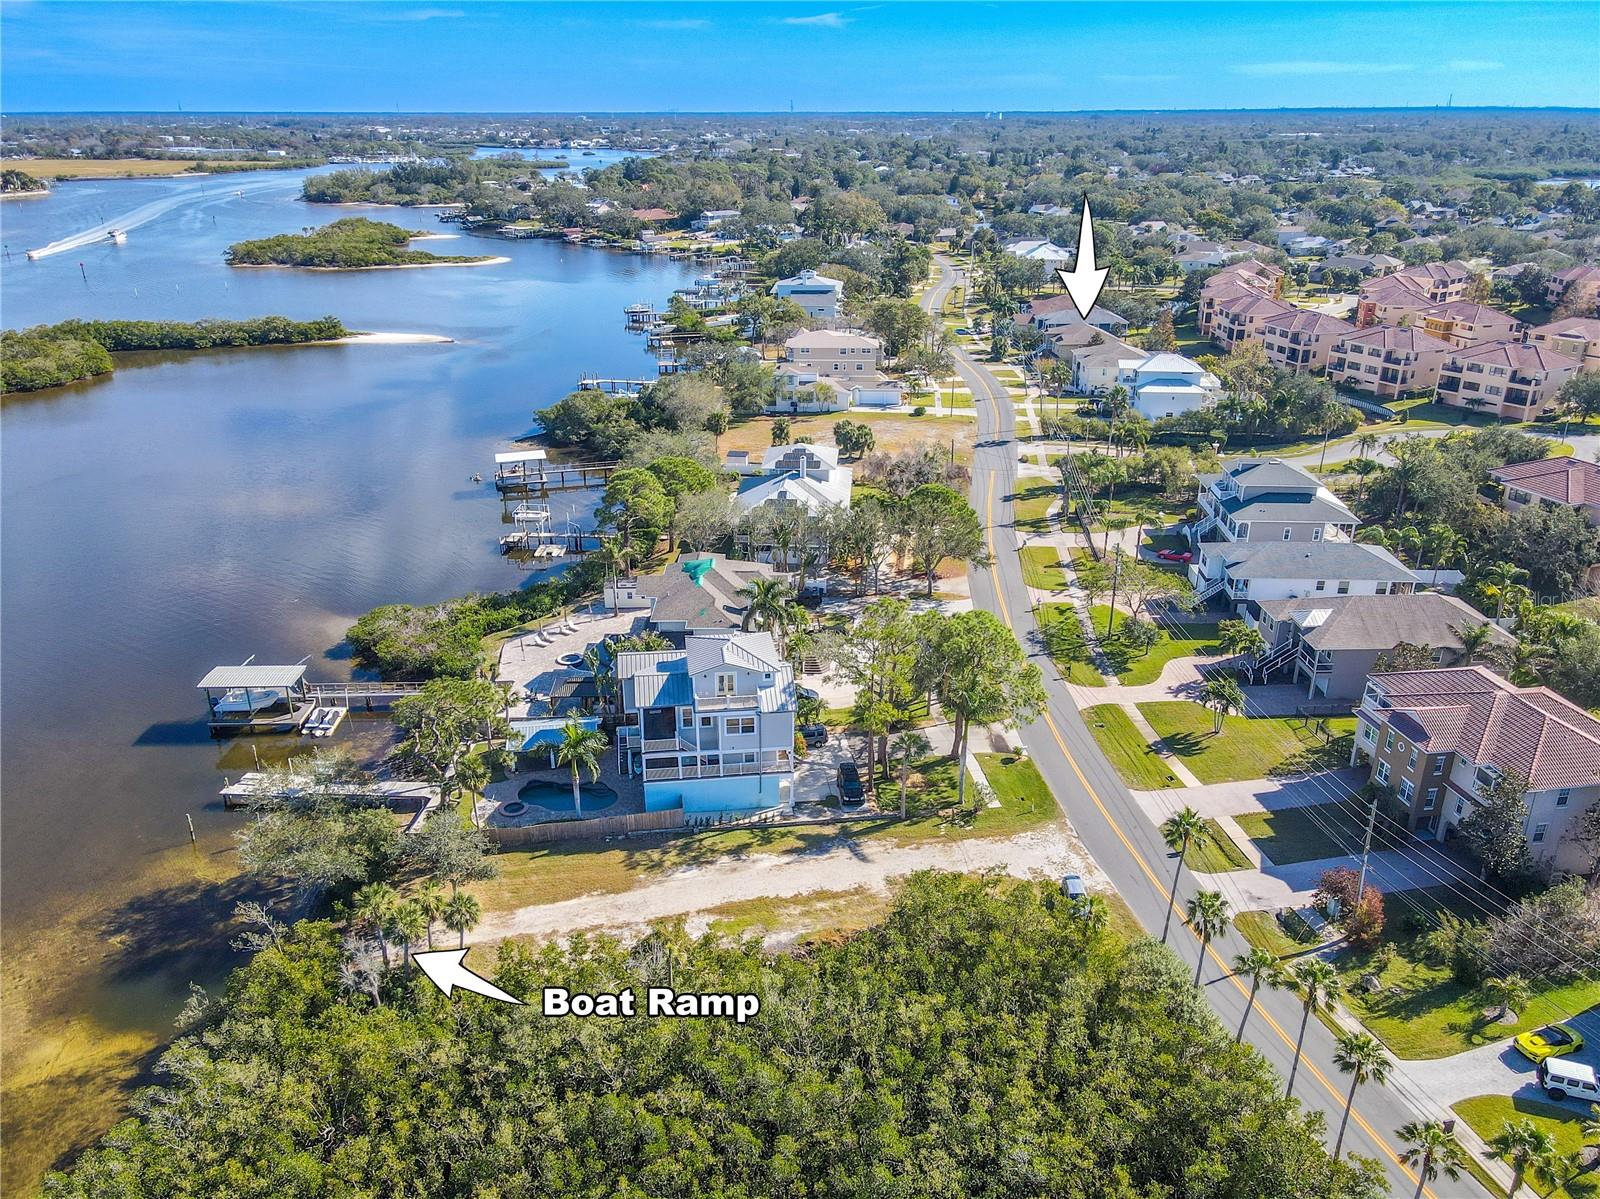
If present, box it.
[2,1,1596,113]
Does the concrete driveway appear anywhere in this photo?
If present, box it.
[1401,1006,1600,1109]
[793,734,865,808]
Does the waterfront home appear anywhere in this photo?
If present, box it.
[1489,457,1600,527]
[1251,592,1511,701]
[733,443,853,517]
[1545,264,1600,312]
[1353,666,1600,870]
[1187,539,1417,613]
[1527,316,1600,373]
[691,209,740,232]
[772,268,844,322]
[605,554,780,637]
[1435,339,1579,418]
[770,368,903,414]
[782,329,884,378]
[1257,309,1356,374]
[1190,458,1359,548]
[1058,333,1142,395]
[1327,323,1454,400]
[614,631,796,816]
[1114,351,1224,419]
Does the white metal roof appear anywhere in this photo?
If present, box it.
[494,449,548,465]
[197,664,308,689]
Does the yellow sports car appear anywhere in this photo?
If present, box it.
[1514,1023,1584,1063]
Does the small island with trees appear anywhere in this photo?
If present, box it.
[2,315,350,394]
[225,217,504,270]
[1,167,48,194]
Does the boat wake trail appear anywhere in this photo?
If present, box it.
[24,176,290,260]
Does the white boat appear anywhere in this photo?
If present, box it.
[108,229,127,245]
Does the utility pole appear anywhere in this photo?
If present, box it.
[1105,549,1122,638]
[1356,786,1381,900]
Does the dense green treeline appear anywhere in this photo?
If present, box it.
[1,316,350,394]
[1,167,48,192]
[302,158,559,206]
[225,217,492,268]
[43,872,1384,1199]
[345,579,576,679]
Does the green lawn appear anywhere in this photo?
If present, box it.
[1230,802,1363,865]
[1454,1095,1599,1199]
[1011,483,1060,531]
[1188,817,1251,873]
[1089,606,1223,687]
[1236,909,1321,959]
[1138,703,1356,784]
[1020,545,1071,591]
[1082,704,1187,790]
[1038,603,1108,686]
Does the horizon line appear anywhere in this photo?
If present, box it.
[6,105,1600,118]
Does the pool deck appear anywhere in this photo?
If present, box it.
[495,605,646,719]
[477,761,645,827]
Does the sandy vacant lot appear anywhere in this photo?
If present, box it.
[721,411,977,462]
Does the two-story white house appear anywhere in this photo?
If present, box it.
[1188,539,1419,614]
[1115,351,1224,419]
[614,631,796,817]
[1190,458,1360,549]
[1353,667,1600,874]
[731,443,853,517]
[772,269,843,322]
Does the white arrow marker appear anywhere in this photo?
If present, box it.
[413,948,523,1004]
[1056,194,1109,320]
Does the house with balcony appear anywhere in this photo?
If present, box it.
[1258,309,1355,374]
[772,269,843,322]
[1327,323,1454,400]
[1207,291,1298,352]
[782,329,884,379]
[1115,351,1223,419]
[1018,295,1130,337]
[1352,666,1600,871]
[732,442,853,518]
[1195,261,1285,337]
[1435,339,1579,418]
[1489,457,1600,527]
[1189,458,1360,554]
[1416,301,1523,349]
[1059,333,1142,394]
[1187,539,1418,614]
[1356,260,1474,325]
[1251,592,1511,702]
[1528,316,1600,373]
[614,631,796,817]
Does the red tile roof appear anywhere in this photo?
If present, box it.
[1370,666,1600,791]
[1334,323,1454,354]
[1489,456,1600,507]
[1445,339,1578,374]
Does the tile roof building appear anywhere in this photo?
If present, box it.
[1435,340,1580,419]
[1354,667,1600,872]
[1257,308,1356,373]
[1489,457,1600,526]
[1327,323,1455,400]
[1527,316,1600,373]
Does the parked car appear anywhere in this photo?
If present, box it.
[1060,873,1087,901]
[1515,1023,1585,1064]
[796,684,821,703]
[1538,1058,1600,1103]
[1156,548,1193,563]
[835,760,865,802]
[799,723,829,748]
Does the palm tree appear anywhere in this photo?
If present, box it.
[552,719,609,818]
[1452,622,1496,666]
[888,729,932,819]
[442,891,482,950]
[1421,524,1465,585]
[1349,456,1380,505]
[1354,431,1381,461]
[414,880,447,951]
[1185,890,1232,986]
[1489,1119,1558,1196]
[1484,973,1531,1023]
[1285,958,1342,1099]
[1200,674,1245,734]
[1159,807,1208,944]
[1479,561,1530,620]
[1392,524,1424,565]
[1331,1031,1392,1158]
[1232,948,1283,1043]
[391,900,428,971]
[1581,1102,1600,1148]
[1399,1120,1467,1199]
[737,576,795,633]
[351,882,399,971]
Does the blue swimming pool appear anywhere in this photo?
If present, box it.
[516,779,619,812]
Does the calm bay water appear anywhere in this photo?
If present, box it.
[0,166,695,1185]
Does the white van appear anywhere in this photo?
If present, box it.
[1538,1058,1600,1103]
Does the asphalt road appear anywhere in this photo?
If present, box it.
[926,256,1491,1199]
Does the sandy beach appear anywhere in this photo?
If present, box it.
[328,331,453,345]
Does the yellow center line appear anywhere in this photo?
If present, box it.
[978,406,1434,1197]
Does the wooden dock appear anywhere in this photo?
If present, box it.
[494,459,622,494]
[220,771,439,810]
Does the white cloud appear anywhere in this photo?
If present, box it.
[781,11,850,27]
[1101,72,1180,84]
[1446,59,1505,72]
[363,6,464,21]
[1232,61,1414,77]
